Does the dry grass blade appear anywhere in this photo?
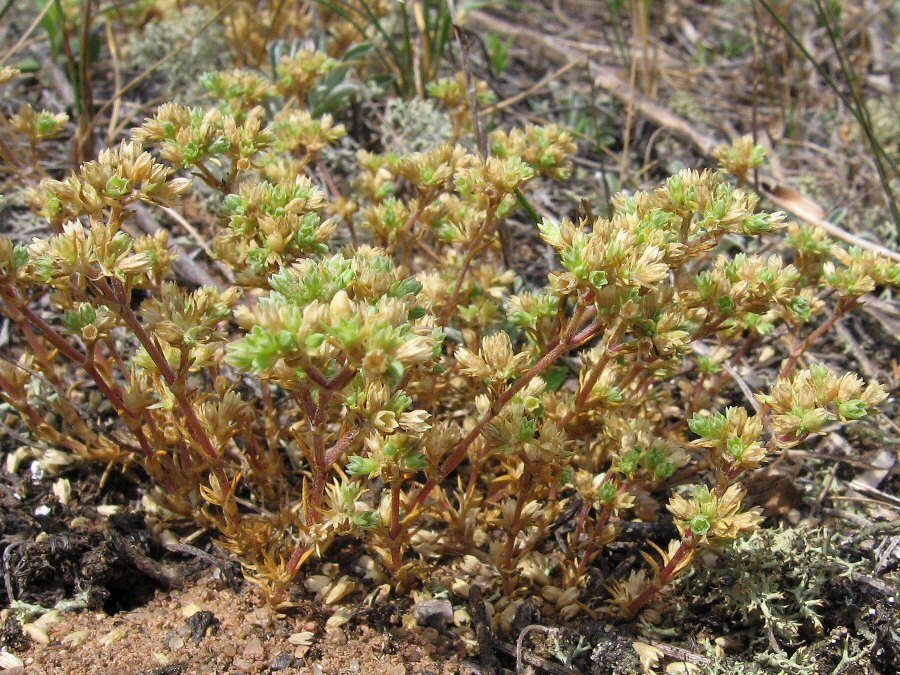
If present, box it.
[0,0,54,67]
[91,1,236,123]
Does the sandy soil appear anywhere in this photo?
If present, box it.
[5,575,468,675]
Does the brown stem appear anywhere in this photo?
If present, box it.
[561,322,624,426]
[323,427,360,466]
[308,469,326,523]
[388,472,404,571]
[0,373,86,455]
[18,321,66,390]
[326,365,355,390]
[278,541,312,598]
[275,428,361,597]
[114,293,230,488]
[440,205,498,324]
[193,161,225,192]
[102,335,129,381]
[568,502,592,556]
[441,242,486,325]
[574,501,615,579]
[303,364,329,388]
[779,298,853,379]
[2,290,87,365]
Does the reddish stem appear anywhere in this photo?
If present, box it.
[778,298,852,379]
[625,532,695,616]
[403,294,600,528]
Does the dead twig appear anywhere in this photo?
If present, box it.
[823,562,897,597]
[492,623,578,675]
[647,640,713,667]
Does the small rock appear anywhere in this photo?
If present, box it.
[325,627,347,646]
[61,631,90,648]
[386,666,407,675]
[419,627,439,644]
[231,657,253,671]
[166,635,184,651]
[242,635,265,660]
[413,599,453,631]
[245,608,273,627]
[269,652,294,671]
[325,607,352,629]
[221,643,236,658]
[185,610,217,643]
[287,631,314,646]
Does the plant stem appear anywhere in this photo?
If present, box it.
[778,298,853,379]
[625,532,694,617]
[0,372,86,455]
[111,285,231,488]
[404,292,599,524]
[388,472,404,571]
[574,482,625,579]
[441,204,498,324]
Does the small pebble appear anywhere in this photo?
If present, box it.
[185,610,217,643]
[231,657,253,671]
[420,627,439,644]
[242,635,265,660]
[245,608,273,627]
[288,631,314,646]
[269,652,294,671]
[61,631,91,648]
[413,599,453,631]
[0,651,24,668]
[325,627,347,646]
[386,666,407,675]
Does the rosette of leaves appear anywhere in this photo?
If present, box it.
[215,175,336,285]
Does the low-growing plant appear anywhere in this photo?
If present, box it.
[0,50,897,632]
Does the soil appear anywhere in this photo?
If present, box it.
[3,574,467,674]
